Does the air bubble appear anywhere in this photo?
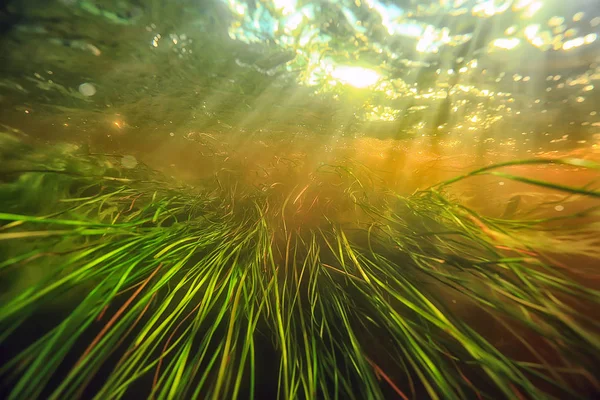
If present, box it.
[78,83,96,97]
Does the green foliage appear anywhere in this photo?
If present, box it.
[1,138,599,399]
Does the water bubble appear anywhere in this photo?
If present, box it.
[121,155,138,169]
[554,205,564,212]
[78,83,96,97]
[548,16,564,27]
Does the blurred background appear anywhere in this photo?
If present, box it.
[0,0,598,197]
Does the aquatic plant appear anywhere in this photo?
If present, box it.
[1,135,599,399]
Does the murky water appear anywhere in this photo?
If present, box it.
[1,1,600,399]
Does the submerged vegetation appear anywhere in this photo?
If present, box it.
[1,0,600,399]
[1,132,599,399]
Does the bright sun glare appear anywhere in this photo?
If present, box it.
[331,66,380,88]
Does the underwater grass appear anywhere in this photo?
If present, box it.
[1,136,600,399]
